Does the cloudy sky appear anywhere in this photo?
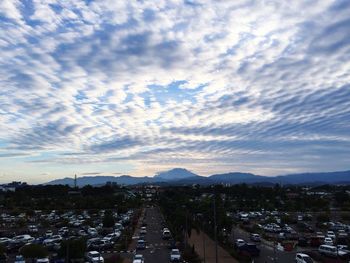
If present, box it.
[0,0,349,183]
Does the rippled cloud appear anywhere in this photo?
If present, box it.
[0,0,349,182]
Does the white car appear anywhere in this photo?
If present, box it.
[295,253,313,263]
[43,235,62,246]
[28,225,38,233]
[88,228,98,237]
[338,245,350,253]
[36,258,49,263]
[140,226,147,235]
[133,254,144,263]
[45,230,53,237]
[234,239,246,248]
[170,249,181,262]
[12,235,33,244]
[86,251,104,263]
[0,237,11,245]
[327,231,336,239]
[324,237,333,245]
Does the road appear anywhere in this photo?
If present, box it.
[133,206,170,262]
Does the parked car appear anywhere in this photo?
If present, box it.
[133,254,144,263]
[327,231,336,239]
[86,251,104,263]
[28,225,39,233]
[319,244,348,258]
[103,233,119,243]
[250,233,261,242]
[338,245,350,254]
[45,230,53,237]
[296,253,314,263]
[0,238,11,246]
[43,235,62,246]
[324,237,333,245]
[88,228,98,237]
[11,235,33,245]
[170,248,181,262]
[36,258,49,263]
[88,239,113,250]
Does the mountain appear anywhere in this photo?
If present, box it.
[46,175,161,187]
[209,172,261,183]
[154,168,199,180]
[45,169,350,186]
[276,170,350,184]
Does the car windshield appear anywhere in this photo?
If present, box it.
[172,250,180,255]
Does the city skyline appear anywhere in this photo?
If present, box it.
[1,0,350,183]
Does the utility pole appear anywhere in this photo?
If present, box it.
[213,194,218,263]
[185,210,188,247]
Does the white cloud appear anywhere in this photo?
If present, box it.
[0,0,349,181]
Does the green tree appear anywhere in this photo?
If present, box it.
[103,210,115,228]
[20,244,48,259]
[59,238,87,259]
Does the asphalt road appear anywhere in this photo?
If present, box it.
[135,206,171,263]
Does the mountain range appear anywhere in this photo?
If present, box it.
[45,168,350,187]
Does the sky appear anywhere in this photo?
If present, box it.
[0,0,350,183]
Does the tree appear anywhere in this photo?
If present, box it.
[20,244,48,259]
[58,238,87,259]
[103,210,115,228]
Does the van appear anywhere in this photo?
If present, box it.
[318,245,348,258]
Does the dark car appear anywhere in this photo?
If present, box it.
[88,239,113,250]
[237,243,260,257]
[136,239,146,250]
[167,239,176,249]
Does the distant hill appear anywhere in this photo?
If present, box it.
[209,172,260,183]
[154,168,199,180]
[45,169,350,186]
[275,170,350,184]
[46,175,161,187]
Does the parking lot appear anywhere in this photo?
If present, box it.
[0,209,136,262]
[231,210,350,262]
